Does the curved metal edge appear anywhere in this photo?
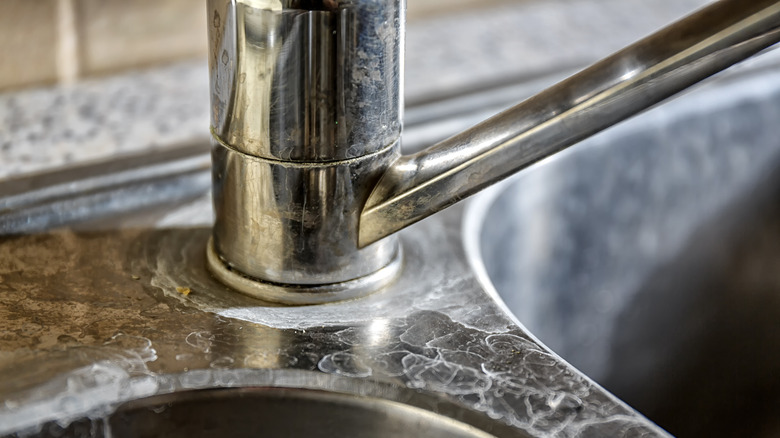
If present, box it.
[458,186,673,438]
[5,369,518,438]
[205,237,403,305]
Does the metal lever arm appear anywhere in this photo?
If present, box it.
[359,0,780,246]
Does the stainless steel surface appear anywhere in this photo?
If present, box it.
[360,0,780,245]
[479,64,780,437]
[207,0,403,300]
[0,143,211,233]
[0,210,667,437]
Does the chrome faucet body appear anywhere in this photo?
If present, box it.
[207,0,405,302]
[207,0,780,303]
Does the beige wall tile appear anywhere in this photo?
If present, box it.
[0,0,59,90]
[75,0,207,76]
[0,0,522,91]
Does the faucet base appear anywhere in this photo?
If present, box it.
[205,237,403,305]
[210,139,401,289]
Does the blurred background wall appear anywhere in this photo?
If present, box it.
[0,0,521,91]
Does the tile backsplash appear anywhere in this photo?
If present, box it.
[75,0,207,76]
[0,0,517,92]
[0,1,61,90]
[0,0,207,91]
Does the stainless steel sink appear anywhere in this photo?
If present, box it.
[22,386,498,438]
[478,60,780,437]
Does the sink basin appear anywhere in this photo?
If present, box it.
[22,387,495,438]
[478,65,780,437]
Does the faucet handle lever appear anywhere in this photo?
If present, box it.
[359,0,780,246]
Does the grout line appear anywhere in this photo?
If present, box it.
[56,0,79,84]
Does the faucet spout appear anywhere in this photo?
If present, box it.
[359,0,780,246]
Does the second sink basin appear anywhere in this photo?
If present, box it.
[477,65,780,437]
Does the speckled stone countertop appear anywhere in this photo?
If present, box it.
[0,0,708,179]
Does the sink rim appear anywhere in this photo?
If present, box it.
[3,368,526,438]
[105,386,498,438]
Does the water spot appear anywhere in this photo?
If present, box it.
[209,356,235,369]
[485,333,535,356]
[179,369,213,388]
[58,396,80,414]
[548,392,583,412]
[401,353,490,395]
[214,370,244,387]
[186,331,215,353]
[318,352,372,378]
[103,333,157,364]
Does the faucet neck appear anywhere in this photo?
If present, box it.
[210,1,402,161]
[206,0,405,303]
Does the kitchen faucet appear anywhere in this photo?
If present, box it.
[3,2,780,435]
[206,0,780,304]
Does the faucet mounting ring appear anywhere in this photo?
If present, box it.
[206,237,403,305]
